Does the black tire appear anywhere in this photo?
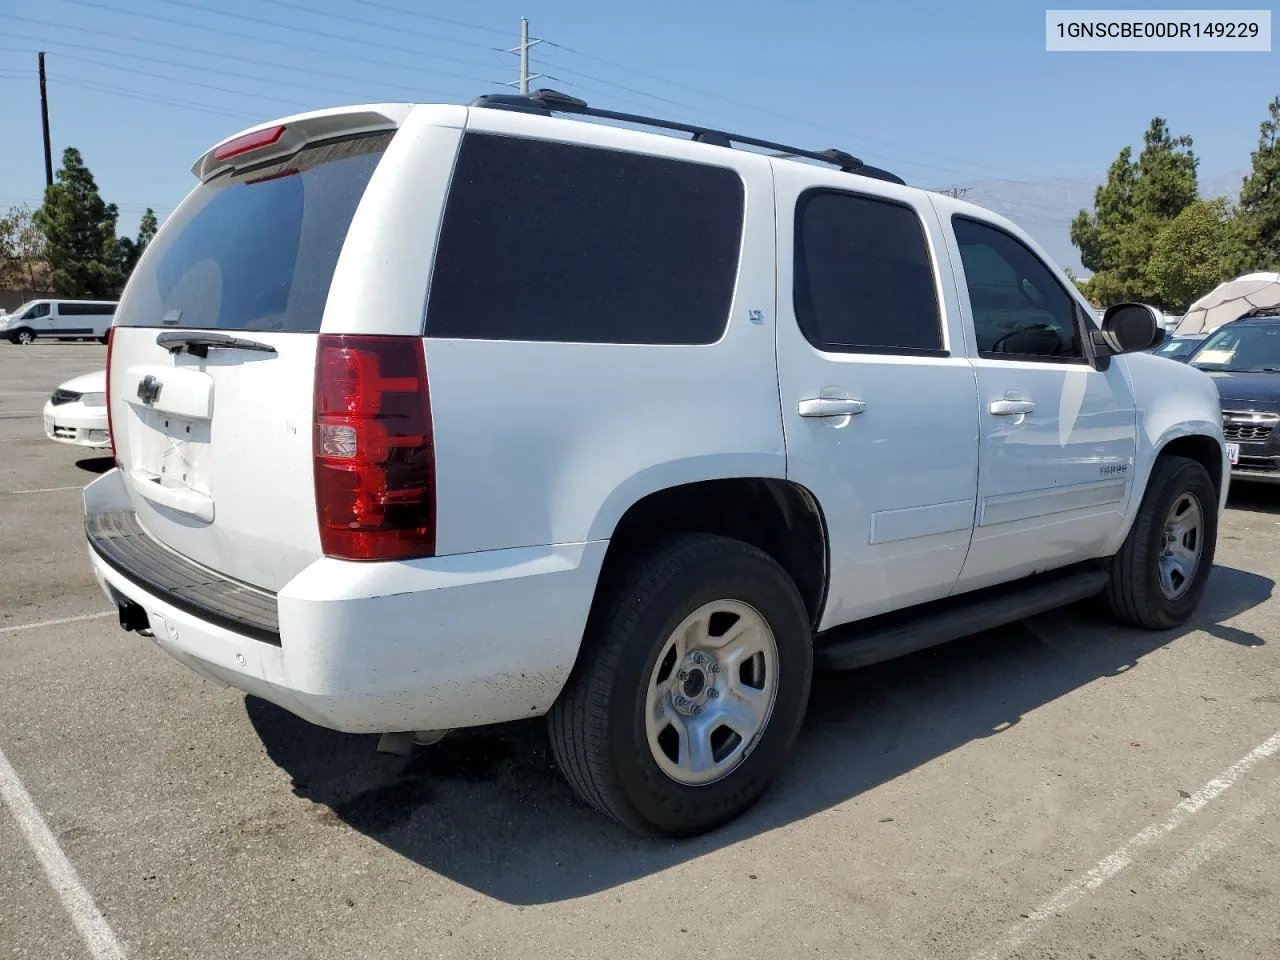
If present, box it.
[548,534,813,837]
[12,328,34,345]
[1103,455,1217,629]
[98,336,109,345]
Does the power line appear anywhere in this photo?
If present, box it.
[0,16,467,98]
[48,75,261,122]
[61,54,319,111]
[143,0,505,73]
[54,0,503,88]
[11,36,459,106]
[256,0,502,54]
[344,0,510,37]
[541,42,1029,180]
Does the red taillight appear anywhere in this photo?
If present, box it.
[214,124,286,162]
[313,335,435,561]
[105,326,117,466]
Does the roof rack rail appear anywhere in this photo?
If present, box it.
[470,88,906,186]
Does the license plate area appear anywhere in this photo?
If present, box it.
[1227,442,1240,466]
[132,407,213,497]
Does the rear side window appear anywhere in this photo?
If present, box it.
[115,133,392,332]
[425,134,745,344]
[793,190,944,354]
[58,302,116,316]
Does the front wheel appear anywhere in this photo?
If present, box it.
[548,534,813,836]
[1103,455,1218,629]
[13,328,34,345]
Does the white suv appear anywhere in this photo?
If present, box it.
[84,91,1228,836]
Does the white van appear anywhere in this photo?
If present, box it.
[1,299,117,344]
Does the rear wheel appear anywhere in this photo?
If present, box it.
[1103,455,1217,629]
[548,534,812,836]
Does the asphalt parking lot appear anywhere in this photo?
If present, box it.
[2,342,1279,960]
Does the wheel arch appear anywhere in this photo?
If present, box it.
[1112,425,1227,554]
[593,476,830,632]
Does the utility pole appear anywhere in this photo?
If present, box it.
[507,18,543,95]
[38,52,53,188]
[936,186,970,200]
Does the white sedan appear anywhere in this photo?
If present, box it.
[44,370,110,449]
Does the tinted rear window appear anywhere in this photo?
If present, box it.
[793,190,943,354]
[115,133,392,332]
[425,133,745,344]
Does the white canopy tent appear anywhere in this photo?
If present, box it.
[1174,272,1280,336]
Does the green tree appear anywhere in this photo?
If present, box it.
[120,207,159,276]
[1235,96,1280,271]
[1071,118,1200,307]
[0,204,48,295]
[1144,197,1237,311]
[136,208,158,250]
[33,147,124,297]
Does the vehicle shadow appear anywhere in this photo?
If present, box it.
[75,457,114,475]
[1228,484,1280,515]
[246,563,1272,905]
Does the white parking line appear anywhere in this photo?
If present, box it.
[971,728,1280,960]
[0,746,128,960]
[0,612,114,635]
[1156,788,1272,889]
[7,485,84,495]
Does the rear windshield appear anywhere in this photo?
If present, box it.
[116,132,392,332]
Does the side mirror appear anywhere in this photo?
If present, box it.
[1098,302,1163,354]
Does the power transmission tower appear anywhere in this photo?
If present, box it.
[504,18,544,95]
[936,186,970,199]
[38,52,53,188]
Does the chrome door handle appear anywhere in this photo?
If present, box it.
[798,397,867,418]
[989,398,1036,416]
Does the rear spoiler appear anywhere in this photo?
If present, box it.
[191,104,412,182]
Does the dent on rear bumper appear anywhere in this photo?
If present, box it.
[83,470,608,733]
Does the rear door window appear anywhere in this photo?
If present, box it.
[115,133,392,332]
[426,133,745,344]
[792,190,945,354]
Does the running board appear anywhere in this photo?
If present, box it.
[814,568,1110,671]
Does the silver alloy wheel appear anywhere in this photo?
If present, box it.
[1158,492,1204,600]
[16,330,32,344]
[644,599,779,787]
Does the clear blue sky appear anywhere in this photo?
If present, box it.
[0,0,1276,236]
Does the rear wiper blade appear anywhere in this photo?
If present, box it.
[155,331,277,358]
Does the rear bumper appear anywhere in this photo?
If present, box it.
[84,470,607,734]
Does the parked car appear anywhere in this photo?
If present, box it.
[1149,333,1207,362]
[43,370,110,448]
[1188,314,1280,484]
[1,299,116,344]
[84,91,1228,837]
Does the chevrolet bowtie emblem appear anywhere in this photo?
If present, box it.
[137,375,163,406]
